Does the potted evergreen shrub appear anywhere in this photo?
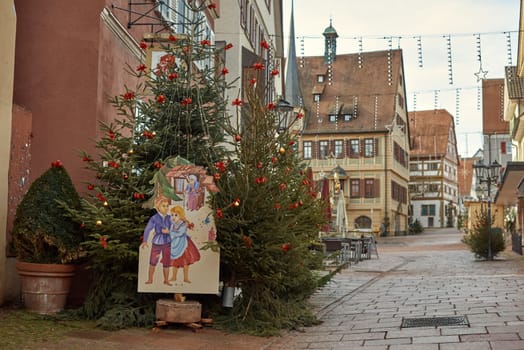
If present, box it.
[11,160,84,314]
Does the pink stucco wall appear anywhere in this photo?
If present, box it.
[12,0,153,191]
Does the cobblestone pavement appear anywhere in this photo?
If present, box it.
[25,228,524,349]
[266,228,524,350]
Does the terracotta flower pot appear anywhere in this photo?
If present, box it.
[16,260,75,314]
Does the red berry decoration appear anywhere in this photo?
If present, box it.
[51,160,63,168]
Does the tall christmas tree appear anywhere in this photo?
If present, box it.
[67,1,232,329]
[209,43,327,335]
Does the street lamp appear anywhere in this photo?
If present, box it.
[275,97,294,133]
[473,159,501,260]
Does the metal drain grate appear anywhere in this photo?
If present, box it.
[401,316,469,328]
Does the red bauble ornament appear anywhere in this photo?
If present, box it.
[281,243,291,252]
[242,235,252,248]
[235,134,242,142]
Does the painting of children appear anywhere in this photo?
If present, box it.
[140,196,172,286]
[169,205,201,283]
[137,158,220,294]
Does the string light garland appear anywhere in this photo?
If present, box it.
[358,37,363,68]
[387,37,392,86]
[477,86,481,111]
[434,90,439,110]
[455,88,461,126]
[445,35,453,85]
[353,95,358,118]
[417,36,423,68]
[499,83,505,120]
[300,36,305,68]
[374,95,378,130]
[474,33,488,82]
[506,31,513,66]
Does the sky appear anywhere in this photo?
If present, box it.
[283,0,520,158]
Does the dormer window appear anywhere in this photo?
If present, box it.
[313,94,321,102]
[343,114,352,121]
[328,114,337,122]
[317,75,325,83]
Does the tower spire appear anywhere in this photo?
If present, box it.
[285,0,303,108]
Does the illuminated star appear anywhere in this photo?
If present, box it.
[474,65,488,82]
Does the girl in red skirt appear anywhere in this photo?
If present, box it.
[169,205,201,283]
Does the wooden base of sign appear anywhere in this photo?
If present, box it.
[156,298,202,324]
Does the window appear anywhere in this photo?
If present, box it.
[350,139,360,158]
[319,140,329,158]
[428,163,439,171]
[364,179,374,198]
[421,204,436,216]
[398,93,404,109]
[410,163,418,171]
[328,114,337,122]
[364,138,375,157]
[392,181,407,204]
[350,179,360,198]
[303,141,312,159]
[343,114,352,121]
[355,216,372,229]
[158,0,189,34]
[317,75,325,83]
[334,140,343,157]
[240,0,248,28]
[313,94,320,102]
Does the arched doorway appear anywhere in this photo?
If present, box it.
[355,216,372,229]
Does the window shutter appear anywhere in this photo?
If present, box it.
[359,179,364,197]
[374,138,379,156]
[374,178,380,198]
[501,141,506,154]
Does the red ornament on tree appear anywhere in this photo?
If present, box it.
[281,242,291,252]
[242,235,252,248]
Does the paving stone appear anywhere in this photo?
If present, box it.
[411,335,460,344]
[439,342,492,350]
[490,340,524,350]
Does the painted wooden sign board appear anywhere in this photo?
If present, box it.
[138,159,220,294]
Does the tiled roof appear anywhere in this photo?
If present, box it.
[482,79,508,134]
[297,49,402,134]
[408,109,453,157]
[505,66,524,100]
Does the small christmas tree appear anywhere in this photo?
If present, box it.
[209,43,327,335]
[462,207,505,260]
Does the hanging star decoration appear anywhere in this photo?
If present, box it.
[474,64,488,82]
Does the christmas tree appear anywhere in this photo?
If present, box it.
[209,44,327,335]
[66,1,232,329]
